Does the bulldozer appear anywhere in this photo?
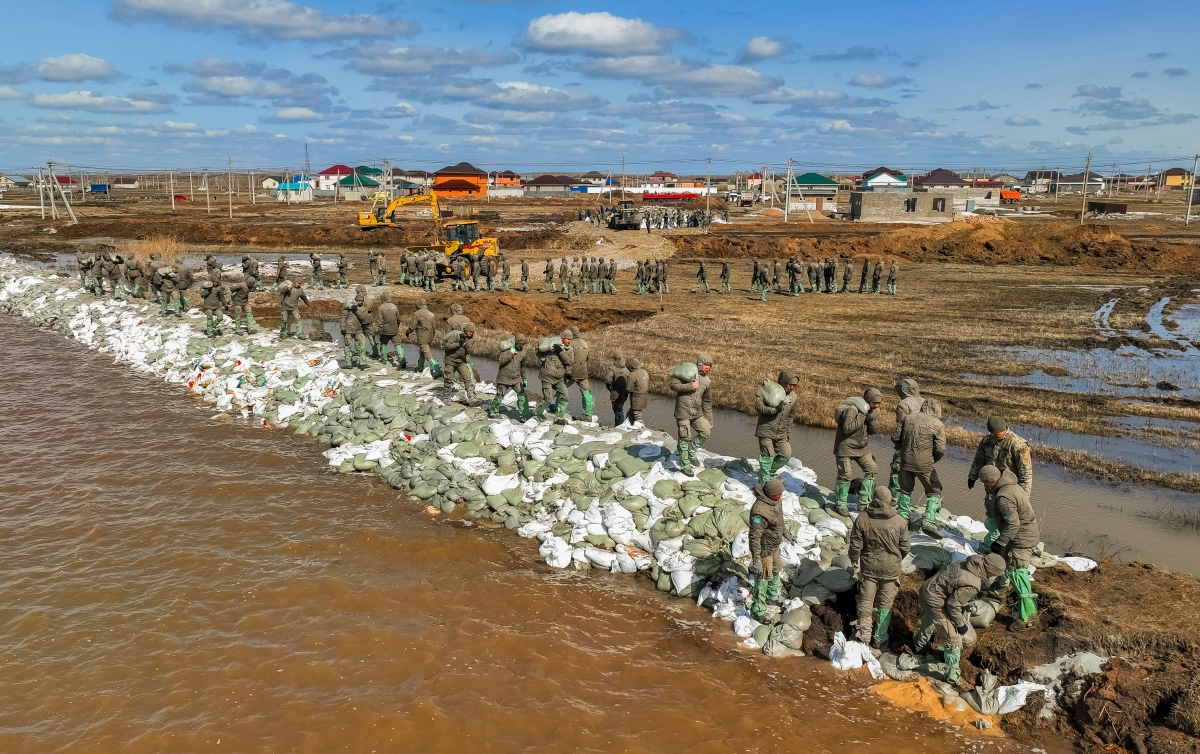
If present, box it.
[607,199,642,230]
[357,193,498,275]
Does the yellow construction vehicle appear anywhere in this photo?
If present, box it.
[357,193,499,274]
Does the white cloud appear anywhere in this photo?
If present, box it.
[820,120,858,132]
[259,107,339,123]
[29,90,172,113]
[578,55,781,98]
[441,80,603,110]
[522,12,683,55]
[738,37,786,63]
[0,85,28,100]
[170,60,337,110]
[37,54,119,82]
[0,53,122,84]
[111,0,416,40]
[1005,114,1041,126]
[849,73,913,89]
[380,102,419,117]
[336,43,518,77]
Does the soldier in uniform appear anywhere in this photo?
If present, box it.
[227,275,256,334]
[888,259,899,295]
[406,299,437,373]
[872,259,884,294]
[198,279,229,338]
[242,255,261,290]
[968,415,1033,550]
[520,258,529,292]
[367,249,380,286]
[719,261,731,294]
[859,257,871,294]
[541,258,555,292]
[842,258,854,293]
[337,253,350,288]
[275,255,289,287]
[691,260,709,293]
[309,252,323,289]
[423,255,437,292]
[277,280,310,339]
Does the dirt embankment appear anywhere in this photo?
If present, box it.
[791,559,1200,753]
[676,221,1200,274]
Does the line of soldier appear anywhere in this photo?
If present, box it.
[738,257,901,300]
[538,256,618,299]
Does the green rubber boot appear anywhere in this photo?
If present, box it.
[158,293,168,315]
[291,322,305,340]
[415,354,426,373]
[246,311,257,332]
[516,391,530,421]
[759,288,767,302]
[834,479,851,517]
[772,454,788,476]
[677,439,692,473]
[581,390,594,419]
[429,359,442,378]
[921,496,943,537]
[942,648,963,685]
[279,321,289,340]
[872,607,893,646]
[859,475,877,510]
[896,491,912,521]
[613,410,625,427]
[1009,568,1038,624]
[488,394,503,418]
[175,296,185,315]
[758,456,774,483]
[342,345,356,368]
[554,398,568,424]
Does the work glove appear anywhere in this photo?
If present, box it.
[989,541,1005,555]
[956,623,970,636]
[749,560,762,576]
[967,478,976,490]
[522,380,528,388]
[783,531,797,545]
[510,346,518,354]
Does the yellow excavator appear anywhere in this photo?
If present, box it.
[357,193,499,274]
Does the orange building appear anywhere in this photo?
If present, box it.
[490,169,521,187]
[432,162,487,197]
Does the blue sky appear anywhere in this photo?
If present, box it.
[1,0,1197,175]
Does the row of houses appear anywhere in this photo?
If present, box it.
[840,166,1195,193]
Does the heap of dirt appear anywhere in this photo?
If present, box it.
[676,221,1200,274]
[802,560,1200,753]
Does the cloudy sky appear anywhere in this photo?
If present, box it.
[1,0,1197,174]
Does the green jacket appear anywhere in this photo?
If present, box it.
[969,430,1032,494]
[919,554,988,627]
[991,470,1040,551]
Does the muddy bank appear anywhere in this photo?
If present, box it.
[677,221,1200,274]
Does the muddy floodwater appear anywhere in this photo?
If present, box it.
[0,316,1061,753]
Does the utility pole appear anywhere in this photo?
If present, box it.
[1185,154,1199,226]
[783,158,791,223]
[170,171,175,212]
[250,172,255,205]
[37,168,45,219]
[621,154,625,200]
[189,171,194,202]
[705,157,711,219]
[47,162,77,224]
[1080,152,1092,226]
[1109,162,1118,197]
[204,168,211,214]
[227,157,233,219]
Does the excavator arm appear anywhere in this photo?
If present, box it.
[357,192,442,229]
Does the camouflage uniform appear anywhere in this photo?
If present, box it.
[969,430,1033,549]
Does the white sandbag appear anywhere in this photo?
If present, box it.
[518,521,552,539]
[669,568,697,594]
[814,517,848,537]
[997,681,1051,714]
[539,536,572,568]
[731,530,750,559]
[481,472,521,496]
[733,614,760,638]
[1057,556,1097,572]
[585,548,617,569]
[828,632,884,680]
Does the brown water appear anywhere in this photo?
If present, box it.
[0,316,1056,753]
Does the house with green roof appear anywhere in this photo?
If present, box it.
[789,172,839,196]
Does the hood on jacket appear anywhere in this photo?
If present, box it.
[961,554,988,582]
[380,290,392,303]
[921,397,943,419]
[868,487,896,517]
[996,468,1020,489]
[450,303,463,315]
[777,370,799,389]
[896,378,920,399]
[696,353,713,367]
[626,357,642,370]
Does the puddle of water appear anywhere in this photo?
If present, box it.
[968,345,1200,400]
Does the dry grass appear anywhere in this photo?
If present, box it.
[1138,506,1200,530]
[115,235,187,265]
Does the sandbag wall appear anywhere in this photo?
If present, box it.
[0,259,1087,663]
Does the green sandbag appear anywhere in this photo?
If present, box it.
[500,486,522,504]
[599,466,624,482]
[793,558,824,587]
[677,493,705,517]
[273,389,301,404]
[801,581,836,605]
[653,479,682,500]
[485,495,508,511]
[656,572,672,592]
[620,496,649,512]
[687,511,720,540]
[522,460,544,478]
[670,362,698,381]
[682,480,714,494]
[756,379,785,408]
[615,456,650,477]
[572,441,607,460]
[454,442,480,458]
[807,508,831,524]
[683,538,719,559]
[711,505,749,542]
[831,554,853,570]
[752,624,772,647]
[352,453,378,471]
[816,568,856,593]
[910,544,953,572]
[338,459,355,474]
[697,468,728,490]
[412,483,437,500]
[781,605,812,631]
[585,534,616,550]
[968,598,1000,629]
